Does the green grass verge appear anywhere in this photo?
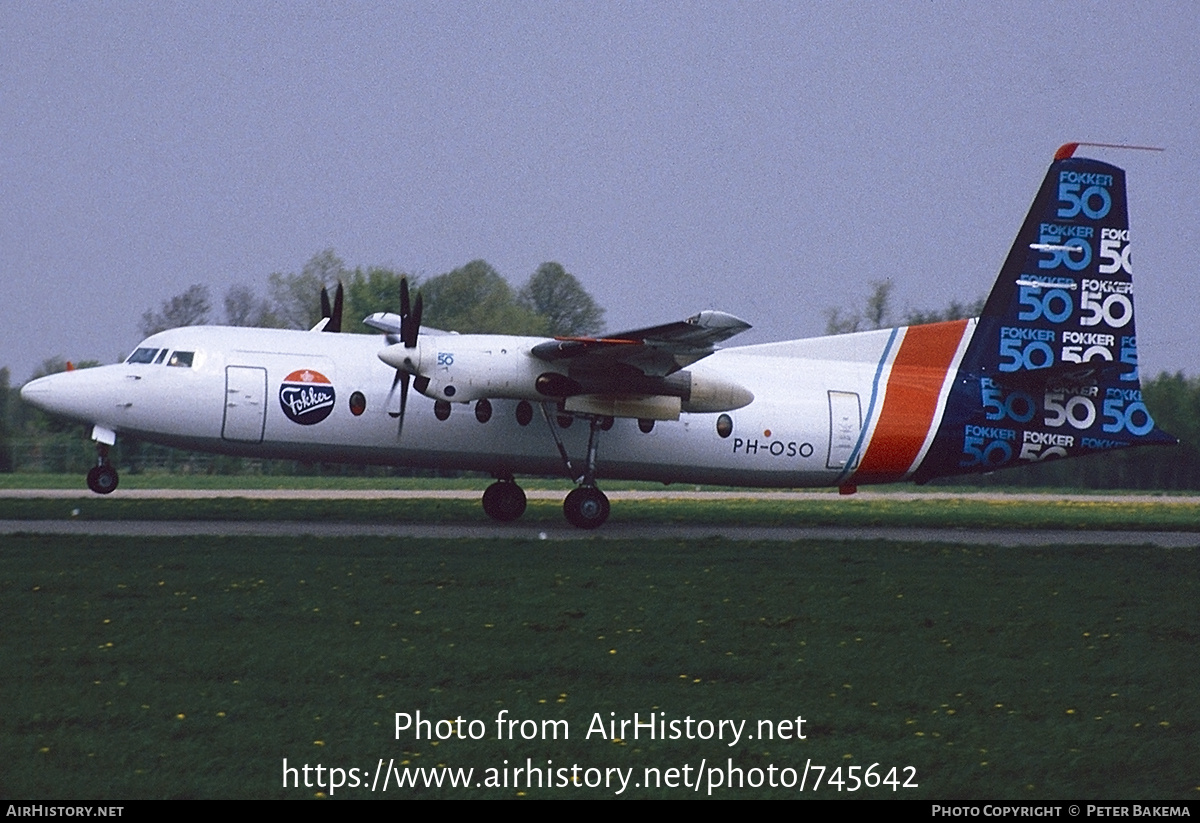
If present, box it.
[3,495,1199,532]
[1,535,1196,799]
[5,473,1198,495]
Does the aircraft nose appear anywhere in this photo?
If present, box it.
[19,370,100,421]
[19,374,56,411]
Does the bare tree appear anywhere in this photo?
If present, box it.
[224,285,278,327]
[824,280,892,335]
[140,284,212,337]
[863,279,893,330]
[268,249,349,330]
[902,297,986,326]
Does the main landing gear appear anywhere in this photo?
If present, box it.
[86,443,119,494]
[481,477,527,522]
[544,407,612,530]
[563,485,610,530]
[476,405,614,529]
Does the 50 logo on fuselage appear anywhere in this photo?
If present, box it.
[280,369,336,425]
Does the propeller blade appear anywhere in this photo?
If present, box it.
[328,281,343,333]
[397,370,409,439]
[386,370,411,439]
[387,370,404,417]
[397,276,423,348]
[320,286,332,320]
[406,292,423,348]
[385,275,422,439]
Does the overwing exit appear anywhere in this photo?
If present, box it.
[21,144,1175,527]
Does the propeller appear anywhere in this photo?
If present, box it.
[384,276,424,438]
[399,276,423,347]
[319,282,344,333]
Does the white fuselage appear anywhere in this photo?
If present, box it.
[21,323,965,488]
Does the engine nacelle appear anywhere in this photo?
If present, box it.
[380,335,563,403]
[378,336,753,413]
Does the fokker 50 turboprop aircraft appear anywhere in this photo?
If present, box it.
[21,144,1175,528]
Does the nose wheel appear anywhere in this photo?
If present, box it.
[86,444,119,494]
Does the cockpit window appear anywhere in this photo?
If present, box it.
[126,348,159,364]
[167,351,195,368]
[154,349,169,364]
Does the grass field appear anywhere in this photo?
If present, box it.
[3,491,1199,533]
[1,532,1196,799]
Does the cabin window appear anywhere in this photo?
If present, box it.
[126,348,159,364]
[716,414,733,438]
[349,391,366,416]
[167,351,195,368]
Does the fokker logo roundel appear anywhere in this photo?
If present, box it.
[279,369,335,425]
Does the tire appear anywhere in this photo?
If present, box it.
[563,486,610,529]
[86,465,119,495]
[482,481,527,522]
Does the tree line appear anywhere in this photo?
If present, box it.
[139,251,605,339]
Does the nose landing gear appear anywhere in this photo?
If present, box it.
[86,444,119,494]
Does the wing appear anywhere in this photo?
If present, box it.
[530,310,751,377]
[362,313,449,338]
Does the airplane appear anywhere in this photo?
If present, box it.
[20,143,1176,528]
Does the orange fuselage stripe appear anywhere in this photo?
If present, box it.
[857,320,968,480]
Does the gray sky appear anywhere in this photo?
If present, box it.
[4,1,1197,384]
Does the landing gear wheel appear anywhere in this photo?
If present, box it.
[482,481,527,522]
[563,486,610,530]
[86,464,119,495]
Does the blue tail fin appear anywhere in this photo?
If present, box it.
[913,145,1175,482]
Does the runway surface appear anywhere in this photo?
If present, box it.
[2,489,1197,545]
[3,488,1200,503]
